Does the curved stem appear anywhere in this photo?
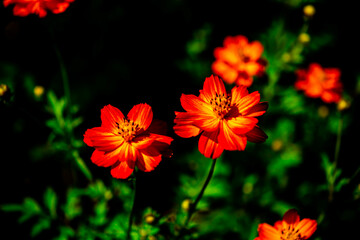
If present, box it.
[126,173,137,240]
[329,114,343,202]
[184,158,217,227]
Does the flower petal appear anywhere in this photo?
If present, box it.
[211,61,238,84]
[218,121,247,151]
[202,75,227,99]
[136,148,162,172]
[213,47,239,65]
[296,218,317,239]
[179,95,220,131]
[118,142,138,162]
[90,149,119,167]
[243,41,264,60]
[127,103,153,131]
[282,209,300,225]
[235,91,261,115]
[174,112,202,138]
[226,116,258,135]
[83,127,123,152]
[246,102,268,117]
[110,160,135,179]
[246,126,268,143]
[257,223,281,240]
[101,104,125,131]
[198,131,224,159]
[231,85,249,105]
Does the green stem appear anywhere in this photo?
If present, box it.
[184,158,217,227]
[127,173,137,240]
[53,45,72,113]
[329,114,343,202]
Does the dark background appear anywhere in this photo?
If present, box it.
[1,0,359,239]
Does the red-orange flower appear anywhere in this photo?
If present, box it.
[255,209,317,240]
[84,104,173,179]
[295,63,342,103]
[174,75,268,159]
[3,0,74,18]
[212,35,266,87]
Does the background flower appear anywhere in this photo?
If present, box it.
[255,209,317,240]
[212,35,266,87]
[295,63,342,103]
[3,0,75,17]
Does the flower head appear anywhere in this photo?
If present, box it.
[212,35,266,87]
[84,104,173,179]
[295,63,342,103]
[255,209,317,240]
[174,75,268,159]
[4,0,75,18]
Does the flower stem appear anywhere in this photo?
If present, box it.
[127,173,137,240]
[184,158,217,227]
[329,114,343,202]
[53,44,72,113]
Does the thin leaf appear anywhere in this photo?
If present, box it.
[43,187,58,218]
[72,150,93,181]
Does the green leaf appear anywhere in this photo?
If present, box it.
[46,119,64,135]
[53,226,75,240]
[17,197,42,223]
[335,178,350,192]
[43,187,58,218]
[63,189,82,220]
[0,204,23,212]
[31,218,51,237]
[72,150,93,181]
[89,200,108,226]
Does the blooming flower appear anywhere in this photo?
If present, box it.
[3,0,75,18]
[255,209,317,240]
[84,104,173,179]
[174,75,268,159]
[212,35,266,87]
[295,63,342,103]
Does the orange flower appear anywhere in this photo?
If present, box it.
[255,209,317,240]
[174,75,268,159]
[84,104,173,179]
[212,35,266,87]
[295,63,342,103]
[3,0,74,18]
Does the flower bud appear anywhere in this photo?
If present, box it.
[0,84,8,97]
[337,98,350,111]
[34,85,45,98]
[298,33,310,44]
[145,214,156,224]
[303,5,315,17]
[181,199,192,211]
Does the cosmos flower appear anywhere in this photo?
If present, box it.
[174,75,268,159]
[3,0,75,18]
[255,209,317,240]
[212,35,266,87]
[295,63,342,103]
[84,104,173,179]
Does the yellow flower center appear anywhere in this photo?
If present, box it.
[116,119,139,142]
[281,227,303,240]
[209,93,232,119]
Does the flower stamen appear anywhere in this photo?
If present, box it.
[116,119,139,142]
[209,93,231,119]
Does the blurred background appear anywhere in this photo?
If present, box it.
[0,0,359,239]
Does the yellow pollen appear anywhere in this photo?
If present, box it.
[209,93,231,118]
[280,228,303,240]
[116,119,139,142]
